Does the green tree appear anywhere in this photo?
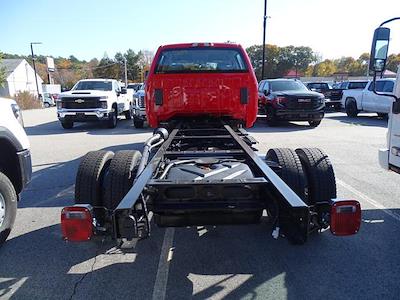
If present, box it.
[125,49,141,81]
[0,53,6,87]
[246,44,280,79]
[312,59,337,76]
[387,53,400,73]
[246,44,316,80]
[93,54,120,79]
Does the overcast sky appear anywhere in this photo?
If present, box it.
[0,0,399,61]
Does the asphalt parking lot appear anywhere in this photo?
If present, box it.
[1,107,399,300]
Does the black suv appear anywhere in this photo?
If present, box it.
[306,82,343,111]
[258,79,325,127]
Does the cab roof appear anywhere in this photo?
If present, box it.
[157,42,243,50]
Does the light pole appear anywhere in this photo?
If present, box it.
[124,57,128,87]
[30,42,42,99]
[261,0,268,80]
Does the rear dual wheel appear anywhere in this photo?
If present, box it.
[75,150,142,224]
[266,147,337,243]
[267,147,336,206]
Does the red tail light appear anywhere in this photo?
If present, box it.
[330,200,361,236]
[61,205,94,241]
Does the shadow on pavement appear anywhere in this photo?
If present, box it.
[0,209,399,299]
[327,115,388,128]
[24,118,152,136]
[249,117,316,133]
[0,223,165,299]
[19,142,145,208]
[166,208,400,299]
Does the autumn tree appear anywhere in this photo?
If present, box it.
[387,53,400,72]
[0,53,6,87]
[246,44,316,80]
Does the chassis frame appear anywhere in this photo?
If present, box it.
[108,121,323,244]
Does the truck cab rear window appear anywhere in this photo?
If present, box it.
[155,48,248,73]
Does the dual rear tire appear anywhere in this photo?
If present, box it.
[75,150,142,224]
[266,147,336,206]
[265,147,336,243]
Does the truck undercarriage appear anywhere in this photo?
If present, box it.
[61,120,361,245]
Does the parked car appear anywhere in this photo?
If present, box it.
[57,79,132,129]
[258,79,325,127]
[43,92,56,108]
[341,79,395,118]
[127,83,144,93]
[306,82,343,111]
[132,86,146,128]
[337,80,369,90]
[0,98,32,246]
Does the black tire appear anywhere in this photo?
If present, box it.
[295,148,336,205]
[103,150,142,210]
[61,120,73,129]
[308,120,321,127]
[266,106,278,127]
[0,171,17,246]
[44,102,50,108]
[107,106,118,128]
[75,151,114,207]
[345,98,359,117]
[266,148,308,202]
[133,118,144,129]
[124,109,132,120]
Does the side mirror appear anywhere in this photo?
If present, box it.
[393,101,400,114]
[369,27,390,73]
[263,89,270,96]
[121,87,127,94]
[116,91,121,96]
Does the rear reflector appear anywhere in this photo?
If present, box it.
[61,205,94,242]
[330,200,361,236]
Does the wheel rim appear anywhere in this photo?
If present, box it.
[0,192,5,227]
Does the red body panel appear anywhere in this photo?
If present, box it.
[146,43,258,128]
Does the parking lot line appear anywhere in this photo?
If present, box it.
[152,228,175,300]
[337,179,400,222]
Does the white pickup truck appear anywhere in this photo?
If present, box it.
[0,98,32,245]
[57,79,132,129]
[341,79,395,118]
[379,70,400,172]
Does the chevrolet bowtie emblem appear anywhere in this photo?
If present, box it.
[75,99,85,103]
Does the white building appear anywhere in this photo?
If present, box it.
[0,58,44,98]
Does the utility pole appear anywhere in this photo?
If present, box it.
[261,0,268,80]
[30,42,42,99]
[124,57,128,87]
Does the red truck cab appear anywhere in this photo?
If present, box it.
[145,43,258,128]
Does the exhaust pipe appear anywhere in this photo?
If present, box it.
[136,128,169,177]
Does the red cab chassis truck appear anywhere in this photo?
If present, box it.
[61,43,361,245]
